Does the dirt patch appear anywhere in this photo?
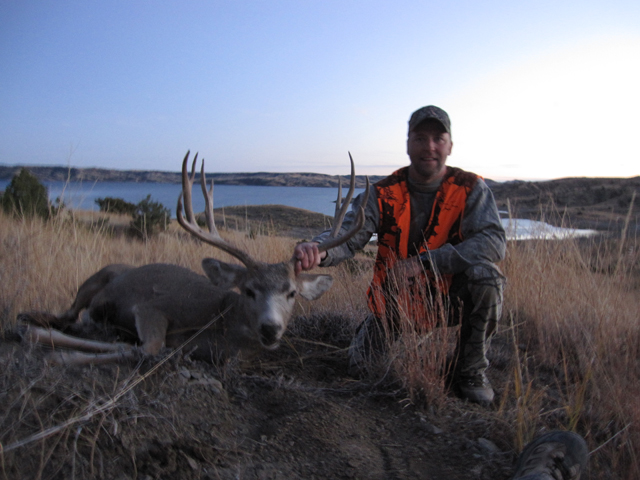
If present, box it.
[209,204,335,241]
[0,316,517,480]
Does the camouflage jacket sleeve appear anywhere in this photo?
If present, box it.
[312,189,380,267]
[420,178,506,275]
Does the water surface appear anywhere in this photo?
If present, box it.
[0,179,599,240]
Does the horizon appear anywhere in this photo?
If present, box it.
[1,1,639,180]
[2,161,638,184]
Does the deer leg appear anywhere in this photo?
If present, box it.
[132,305,169,356]
[24,325,134,353]
[17,312,62,328]
[46,349,138,365]
[22,325,138,365]
[55,264,134,329]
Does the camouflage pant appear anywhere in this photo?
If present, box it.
[348,264,505,378]
[450,264,505,378]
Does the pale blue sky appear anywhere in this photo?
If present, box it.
[1,0,639,180]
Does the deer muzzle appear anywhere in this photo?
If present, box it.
[259,322,283,349]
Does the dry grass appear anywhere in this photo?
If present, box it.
[359,267,458,408]
[1,208,639,478]
[500,236,640,478]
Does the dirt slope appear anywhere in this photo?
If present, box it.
[1,316,517,480]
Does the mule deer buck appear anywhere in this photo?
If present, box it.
[21,151,369,365]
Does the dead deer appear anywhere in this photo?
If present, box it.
[21,151,369,365]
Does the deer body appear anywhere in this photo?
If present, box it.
[27,260,333,364]
[21,151,368,365]
[79,263,247,361]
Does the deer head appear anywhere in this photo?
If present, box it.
[176,151,369,349]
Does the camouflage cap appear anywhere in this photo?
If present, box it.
[408,105,451,134]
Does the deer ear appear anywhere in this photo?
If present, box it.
[201,258,247,288]
[296,274,333,300]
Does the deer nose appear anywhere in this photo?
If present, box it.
[260,323,282,347]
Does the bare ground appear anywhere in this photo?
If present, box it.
[0,314,519,480]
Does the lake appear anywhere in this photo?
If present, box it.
[0,179,361,218]
[0,179,598,240]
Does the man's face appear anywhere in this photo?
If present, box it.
[406,119,453,183]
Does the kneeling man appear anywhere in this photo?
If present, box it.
[295,106,506,404]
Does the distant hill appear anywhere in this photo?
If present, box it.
[490,176,640,230]
[0,165,379,189]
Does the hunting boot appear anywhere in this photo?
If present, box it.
[512,431,588,480]
[457,371,495,404]
[450,265,505,404]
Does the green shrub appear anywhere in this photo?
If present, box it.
[130,194,170,239]
[95,196,137,215]
[1,168,51,219]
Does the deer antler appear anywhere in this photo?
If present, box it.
[177,151,258,268]
[316,152,370,253]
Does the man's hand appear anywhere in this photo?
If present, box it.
[293,242,326,275]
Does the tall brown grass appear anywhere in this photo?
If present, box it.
[501,236,640,478]
[1,209,638,478]
[359,262,458,408]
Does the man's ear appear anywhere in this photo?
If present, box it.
[296,274,333,300]
[201,258,247,288]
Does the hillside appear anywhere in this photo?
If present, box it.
[490,176,640,230]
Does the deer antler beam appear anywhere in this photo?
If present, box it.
[317,153,370,253]
[176,151,257,268]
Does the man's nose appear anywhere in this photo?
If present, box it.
[425,139,437,153]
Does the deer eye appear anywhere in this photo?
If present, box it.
[245,288,256,299]
[287,290,296,299]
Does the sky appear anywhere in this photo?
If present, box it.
[1,1,639,181]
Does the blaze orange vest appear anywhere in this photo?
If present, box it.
[366,166,478,327]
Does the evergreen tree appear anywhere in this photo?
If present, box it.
[1,168,51,218]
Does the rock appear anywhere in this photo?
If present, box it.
[477,437,500,454]
[421,421,444,435]
[183,453,199,470]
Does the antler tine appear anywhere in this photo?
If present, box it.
[176,151,257,268]
[180,151,198,224]
[317,154,370,253]
[329,152,356,238]
[199,160,218,236]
